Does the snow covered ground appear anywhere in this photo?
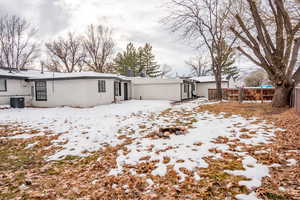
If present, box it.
[0,99,283,199]
[0,100,171,160]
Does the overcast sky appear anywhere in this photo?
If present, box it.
[0,0,255,75]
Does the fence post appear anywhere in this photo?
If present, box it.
[261,87,263,103]
[239,87,244,103]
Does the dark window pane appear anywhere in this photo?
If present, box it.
[35,81,47,101]
[0,79,7,91]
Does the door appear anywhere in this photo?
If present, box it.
[124,83,129,100]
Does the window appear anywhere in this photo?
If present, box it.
[31,86,35,97]
[114,82,119,96]
[0,79,7,92]
[98,80,106,93]
[183,84,187,93]
[119,82,122,96]
[114,81,122,96]
[35,81,47,101]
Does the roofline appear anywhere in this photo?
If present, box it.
[0,75,28,80]
[194,80,229,83]
[26,76,131,82]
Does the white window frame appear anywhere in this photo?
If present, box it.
[0,79,7,92]
[35,81,47,101]
[98,80,106,93]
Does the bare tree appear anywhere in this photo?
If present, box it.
[244,69,269,87]
[164,0,239,100]
[230,0,300,107]
[83,24,115,73]
[45,32,86,73]
[160,64,173,78]
[0,15,38,71]
[185,55,211,77]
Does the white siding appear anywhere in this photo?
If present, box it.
[112,81,132,102]
[181,83,193,100]
[130,77,184,101]
[195,82,229,98]
[0,79,31,106]
[132,83,182,101]
[31,79,117,108]
[228,78,236,88]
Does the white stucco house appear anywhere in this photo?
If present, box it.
[130,77,194,101]
[0,68,194,108]
[0,68,131,108]
[190,76,235,98]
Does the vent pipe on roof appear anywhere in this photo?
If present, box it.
[40,61,44,74]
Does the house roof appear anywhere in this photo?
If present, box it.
[190,76,228,83]
[0,68,130,81]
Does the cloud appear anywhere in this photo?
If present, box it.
[37,0,71,38]
[0,0,216,75]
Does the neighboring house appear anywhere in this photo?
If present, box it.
[190,76,235,98]
[0,68,131,108]
[130,77,194,101]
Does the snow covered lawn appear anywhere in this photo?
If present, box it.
[0,100,171,160]
[0,99,288,199]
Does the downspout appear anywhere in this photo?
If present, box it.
[52,72,55,93]
[180,83,183,101]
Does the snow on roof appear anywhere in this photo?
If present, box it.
[190,76,228,83]
[129,77,184,84]
[0,68,130,81]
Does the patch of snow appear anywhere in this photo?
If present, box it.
[0,105,10,109]
[236,192,261,200]
[287,159,297,166]
[226,156,269,189]
[269,163,281,167]
[146,178,154,186]
[25,141,39,149]
[279,187,286,192]
[8,133,45,139]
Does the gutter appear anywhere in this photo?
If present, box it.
[0,75,29,80]
[27,76,131,82]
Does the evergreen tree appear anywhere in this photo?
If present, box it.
[221,49,239,81]
[214,39,239,81]
[114,43,161,77]
[137,47,146,74]
[114,43,139,76]
[142,43,161,77]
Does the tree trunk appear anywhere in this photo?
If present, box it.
[272,85,292,107]
[216,79,222,101]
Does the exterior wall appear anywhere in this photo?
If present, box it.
[0,79,32,106]
[31,79,116,108]
[228,78,236,88]
[114,81,132,102]
[130,77,183,101]
[181,83,193,100]
[195,82,229,98]
[130,78,183,85]
[132,83,182,101]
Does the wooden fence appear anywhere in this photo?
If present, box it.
[295,88,300,116]
[208,88,275,102]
